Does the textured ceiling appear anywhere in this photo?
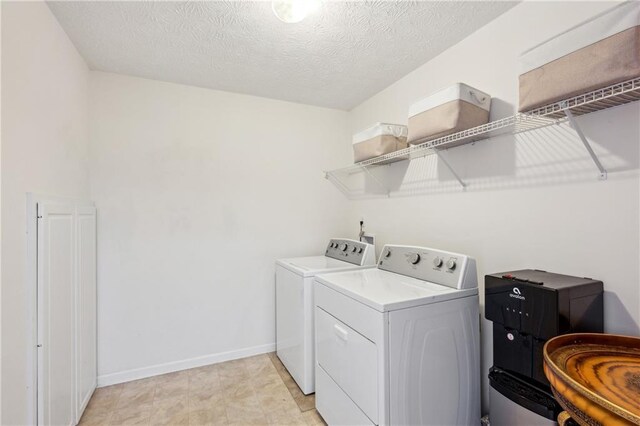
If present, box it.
[48,1,517,110]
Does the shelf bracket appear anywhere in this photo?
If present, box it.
[325,171,352,198]
[359,164,391,197]
[563,107,607,180]
[435,150,467,189]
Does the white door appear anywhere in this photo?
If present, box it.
[37,202,97,426]
[38,203,76,426]
[75,206,97,420]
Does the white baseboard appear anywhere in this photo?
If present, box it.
[97,342,276,387]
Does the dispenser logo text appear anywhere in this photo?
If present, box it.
[509,287,525,300]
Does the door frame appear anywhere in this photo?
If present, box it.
[26,194,94,425]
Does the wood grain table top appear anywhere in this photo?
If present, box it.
[544,333,640,426]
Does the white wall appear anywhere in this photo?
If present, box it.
[345,1,640,414]
[0,3,4,423]
[3,1,639,422]
[89,72,352,385]
[1,2,90,424]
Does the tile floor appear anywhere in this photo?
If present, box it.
[79,353,326,425]
[268,353,315,413]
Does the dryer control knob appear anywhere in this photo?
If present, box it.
[446,259,457,270]
[385,249,392,258]
[358,248,363,254]
[351,246,357,253]
[433,257,443,267]
[409,253,421,265]
[340,244,348,251]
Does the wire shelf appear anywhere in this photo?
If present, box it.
[408,113,559,160]
[325,76,640,195]
[526,77,640,119]
[326,114,560,177]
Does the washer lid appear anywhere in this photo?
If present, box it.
[276,256,374,277]
[315,268,478,312]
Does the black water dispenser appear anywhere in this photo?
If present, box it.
[485,269,603,425]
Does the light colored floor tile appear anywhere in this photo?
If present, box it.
[188,406,228,426]
[225,403,267,425]
[224,392,261,413]
[150,395,189,426]
[109,405,152,426]
[79,409,111,426]
[268,353,316,412]
[116,387,155,412]
[255,379,289,395]
[294,393,316,412]
[217,359,246,378]
[244,355,276,374]
[81,353,325,426]
[281,374,303,397]
[256,386,299,414]
[252,369,283,389]
[189,375,222,389]
[151,411,188,426]
[302,409,327,426]
[266,408,308,425]
[188,387,225,412]
[94,384,124,398]
[85,393,120,417]
[223,381,256,405]
[189,364,220,377]
[254,365,282,379]
[154,379,189,402]
[189,377,222,396]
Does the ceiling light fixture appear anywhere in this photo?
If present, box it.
[272,0,320,24]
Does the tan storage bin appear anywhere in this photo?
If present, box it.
[407,83,491,145]
[519,1,640,112]
[352,123,408,163]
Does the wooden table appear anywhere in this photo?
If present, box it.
[544,333,640,425]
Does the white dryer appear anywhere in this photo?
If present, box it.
[314,244,480,425]
[276,239,376,395]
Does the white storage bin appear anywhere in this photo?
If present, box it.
[519,1,640,112]
[352,123,407,163]
[407,83,491,145]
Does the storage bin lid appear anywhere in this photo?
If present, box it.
[520,2,640,74]
[352,123,407,145]
[408,83,491,118]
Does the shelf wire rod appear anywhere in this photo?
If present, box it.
[359,164,391,196]
[435,150,467,189]
[325,171,354,198]
[564,107,607,180]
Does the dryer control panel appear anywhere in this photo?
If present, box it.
[325,238,376,266]
[378,245,477,290]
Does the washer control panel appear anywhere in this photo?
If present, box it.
[325,238,375,266]
[378,245,477,290]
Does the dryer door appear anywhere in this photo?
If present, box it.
[316,307,378,424]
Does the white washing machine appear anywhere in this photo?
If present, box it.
[276,238,376,395]
[314,244,480,425]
